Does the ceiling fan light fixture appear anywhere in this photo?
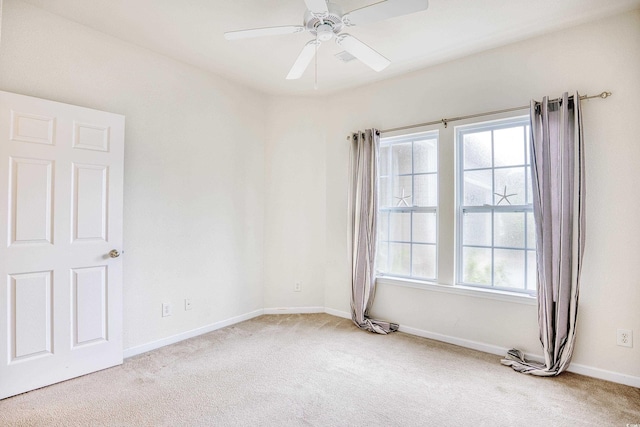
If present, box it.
[316,23,335,41]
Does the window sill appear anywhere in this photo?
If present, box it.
[375,276,537,306]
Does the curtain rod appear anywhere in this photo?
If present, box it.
[347,91,611,139]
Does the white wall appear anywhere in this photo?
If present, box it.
[0,0,267,350]
[264,97,326,309]
[320,10,640,378]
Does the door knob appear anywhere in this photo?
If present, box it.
[109,249,120,258]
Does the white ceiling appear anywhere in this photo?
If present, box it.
[21,0,640,96]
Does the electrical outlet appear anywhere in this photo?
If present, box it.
[617,329,633,348]
[162,303,172,317]
[294,282,302,292]
[185,298,192,311]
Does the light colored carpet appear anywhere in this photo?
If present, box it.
[1,313,638,426]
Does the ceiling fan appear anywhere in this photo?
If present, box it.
[224,0,429,80]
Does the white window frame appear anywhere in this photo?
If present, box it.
[455,115,535,295]
[377,130,439,282]
[375,113,537,304]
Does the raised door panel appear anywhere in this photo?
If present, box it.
[10,111,55,145]
[72,164,108,243]
[8,271,53,362]
[72,266,108,347]
[73,122,109,152]
[9,158,53,246]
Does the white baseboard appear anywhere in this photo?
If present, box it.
[398,323,640,389]
[567,362,640,388]
[263,306,325,314]
[399,324,510,357]
[123,309,264,359]
[322,309,640,388]
[324,307,351,319]
[123,306,640,388]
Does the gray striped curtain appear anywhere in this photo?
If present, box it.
[502,92,586,375]
[349,129,398,334]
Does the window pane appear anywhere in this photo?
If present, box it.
[389,212,411,242]
[388,243,410,276]
[414,139,437,173]
[414,174,437,207]
[412,244,436,279]
[378,211,389,242]
[392,143,412,175]
[494,212,525,248]
[462,212,491,246]
[463,131,491,169]
[462,247,492,285]
[377,242,389,273]
[413,212,436,244]
[379,146,390,176]
[494,249,525,289]
[392,175,413,207]
[494,127,525,167]
[526,212,536,249]
[464,169,492,206]
[379,176,392,208]
[494,167,525,205]
[527,250,537,291]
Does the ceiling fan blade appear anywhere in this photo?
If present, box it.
[343,0,429,26]
[286,40,321,80]
[335,34,390,72]
[304,0,329,14]
[224,25,305,41]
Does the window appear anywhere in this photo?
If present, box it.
[375,114,535,298]
[377,131,438,281]
[457,117,536,294]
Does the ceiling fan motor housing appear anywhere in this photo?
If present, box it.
[304,2,344,39]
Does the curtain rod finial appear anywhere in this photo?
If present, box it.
[600,91,612,99]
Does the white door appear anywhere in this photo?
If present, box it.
[0,91,124,399]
